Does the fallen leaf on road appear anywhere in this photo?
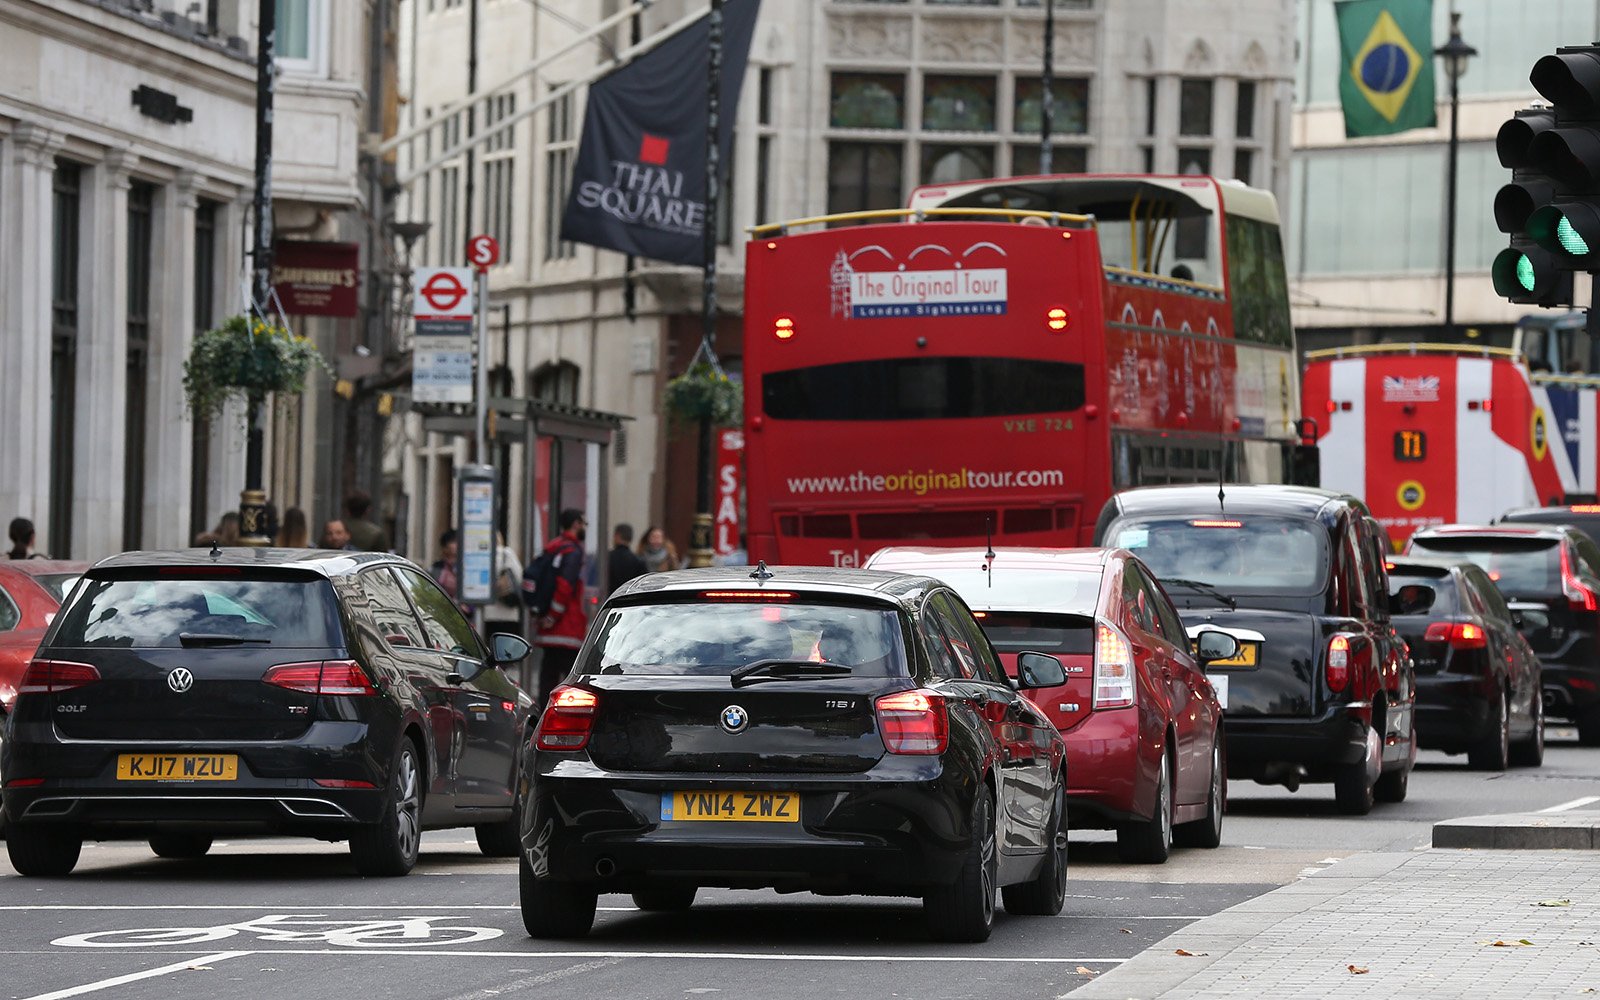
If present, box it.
[1520,939,1535,946]
[1534,899,1572,907]
[1075,966,1098,977]
[1119,928,1133,934]
[186,965,213,971]
[1490,940,1533,948]
[1174,949,1208,957]
[1347,965,1370,975]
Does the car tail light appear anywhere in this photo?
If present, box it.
[1327,635,1351,692]
[3,778,45,788]
[1046,307,1070,332]
[263,660,379,696]
[314,778,377,789]
[774,316,796,340]
[17,659,101,696]
[875,689,948,755]
[1423,622,1488,649]
[1093,621,1135,709]
[536,685,599,751]
[1561,545,1598,611]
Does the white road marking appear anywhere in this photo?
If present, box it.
[130,948,1131,964]
[20,951,248,1000]
[1538,795,1600,813]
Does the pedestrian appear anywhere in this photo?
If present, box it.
[215,512,240,547]
[637,525,680,573]
[429,529,461,600]
[607,523,647,597]
[276,506,311,548]
[483,530,524,634]
[524,509,588,705]
[6,518,48,560]
[343,490,390,552]
[320,519,355,550]
[716,531,749,567]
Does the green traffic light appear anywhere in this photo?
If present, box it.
[1557,215,1591,256]
[1517,252,1537,291]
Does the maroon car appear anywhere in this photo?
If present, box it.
[0,562,82,835]
[867,547,1234,864]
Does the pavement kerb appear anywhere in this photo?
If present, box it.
[1432,810,1600,849]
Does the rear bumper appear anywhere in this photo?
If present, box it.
[1541,663,1600,721]
[1058,707,1146,828]
[1414,675,1494,750]
[1223,705,1368,782]
[521,755,973,893]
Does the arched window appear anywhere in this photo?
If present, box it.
[530,361,580,405]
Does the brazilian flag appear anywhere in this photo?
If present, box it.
[1335,0,1437,137]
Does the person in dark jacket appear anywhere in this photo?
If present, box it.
[523,509,588,705]
[606,523,647,597]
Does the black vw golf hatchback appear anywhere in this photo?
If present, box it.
[518,566,1070,943]
[1,549,535,877]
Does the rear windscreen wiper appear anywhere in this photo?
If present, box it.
[730,659,852,688]
[1161,578,1237,610]
[178,632,271,646]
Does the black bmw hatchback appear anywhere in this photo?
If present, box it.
[517,566,1070,943]
[1,549,535,877]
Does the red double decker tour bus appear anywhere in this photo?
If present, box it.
[741,174,1303,567]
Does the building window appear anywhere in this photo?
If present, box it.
[191,200,219,545]
[274,0,327,76]
[830,73,905,130]
[755,66,777,227]
[1179,78,1214,136]
[1235,80,1257,139]
[921,144,994,185]
[439,164,460,265]
[531,361,580,405]
[1014,77,1089,135]
[545,89,576,261]
[826,142,903,217]
[1012,143,1087,177]
[125,181,155,551]
[1233,148,1254,185]
[483,92,516,265]
[50,160,82,559]
[1178,146,1212,176]
[1144,78,1157,136]
[923,76,996,132]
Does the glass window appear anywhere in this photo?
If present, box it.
[1225,214,1293,347]
[1235,81,1256,138]
[884,565,1100,616]
[920,144,993,185]
[1388,570,1458,616]
[977,612,1094,655]
[1233,148,1254,185]
[830,74,905,129]
[1121,566,1157,634]
[1179,79,1213,136]
[934,591,1007,684]
[581,601,907,677]
[1015,77,1090,135]
[397,567,482,657]
[1406,537,1561,596]
[544,89,575,261]
[1111,516,1330,596]
[1012,144,1088,176]
[0,587,18,632]
[919,601,964,679]
[1467,568,1513,622]
[1144,78,1157,137]
[826,142,903,216]
[274,0,325,73]
[360,568,427,648]
[1178,146,1212,176]
[1144,568,1190,646]
[923,76,996,131]
[52,574,338,648]
[764,358,1085,421]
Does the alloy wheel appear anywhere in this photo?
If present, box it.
[395,750,421,862]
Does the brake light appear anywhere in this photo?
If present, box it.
[1093,621,1135,709]
[262,660,379,696]
[1571,505,1600,513]
[1189,519,1243,528]
[3,778,45,788]
[1327,635,1350,692]
[1423,621,1489,649]
[535,685,598,751]
[875,689,948,755]
[774,316,796,340]
[1046,307,1070,332]
[701,591,795,600]
[314,778,377,789]
[1561,544,1599,611]
[17,659,101,696]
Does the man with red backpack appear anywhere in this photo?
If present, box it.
[523,509,588,706]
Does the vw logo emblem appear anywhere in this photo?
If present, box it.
[166,668,194,694]
[719,704,749,735]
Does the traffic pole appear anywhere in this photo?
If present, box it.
[475,267,488,465]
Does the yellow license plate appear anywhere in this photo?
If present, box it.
[661,791,799,823]
[1207,642,1259,668]
[116,754,239,782]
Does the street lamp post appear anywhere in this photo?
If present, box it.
[241,0,278,546]
[1435,11,1477,342]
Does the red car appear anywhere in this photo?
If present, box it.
[866,547,1235,863]
[0,563,82,714]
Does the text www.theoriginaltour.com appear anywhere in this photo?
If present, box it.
[785,468,1066,497]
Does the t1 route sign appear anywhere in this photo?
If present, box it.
[412,267,475,403]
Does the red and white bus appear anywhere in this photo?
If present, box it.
[1303,315,1600,547]
[740,174,1305,567]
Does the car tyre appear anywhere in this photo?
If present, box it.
[1577,705,1600,748]
[1175,740,1225,849]
[1467,690,1510,771]
[1002,784,1067,917]
[924,788,997,943]
[474,779,523,858]
[350,740,423,877]
[6,824,82,877]
[1333,764,1375,816]
[1374,762,1409,803]
[520,852,597,938]
[149,833,213,859]
[1510,690,1545,768]
[1117,752,1173,863]
[632,885,697,912]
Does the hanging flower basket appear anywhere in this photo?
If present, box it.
[663,361,742,428]
[183,314,332,420]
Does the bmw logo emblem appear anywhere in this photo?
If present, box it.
[166,668,194,694]
[720,704,749,735]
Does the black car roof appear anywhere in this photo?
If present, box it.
[88,548,408,577]
[1385,555,1461,578]
[610,565,942,608]
[1107,484,1360,520]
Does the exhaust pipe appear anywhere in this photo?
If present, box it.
[1256,763,1308,792]
[594,857,617,878]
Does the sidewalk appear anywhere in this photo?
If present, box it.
[1074,850,1600,999]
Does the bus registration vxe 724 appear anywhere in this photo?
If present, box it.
[741,174,1305,567]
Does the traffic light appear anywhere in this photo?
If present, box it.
[1493,45,1600,307]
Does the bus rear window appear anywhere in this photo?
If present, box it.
[763,357,1084,421]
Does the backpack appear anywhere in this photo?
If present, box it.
[522,544,568,616]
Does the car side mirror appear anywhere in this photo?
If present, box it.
[1194,630,1240,664]
[1016,651,1067,690]
[491,632,532,665]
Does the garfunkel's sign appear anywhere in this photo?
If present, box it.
[559,0,762,266]
[272,241,360,318]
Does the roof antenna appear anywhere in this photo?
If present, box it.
[209,539,222,560]
[1217,431,1228,513]
[983,514,996,588]
[749,560,774,586]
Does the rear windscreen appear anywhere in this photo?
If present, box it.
[1110,516,1328,595]
[1406,538,1559,595]
[763,357,1085,420]
[1387,573,1457,616]
[976,612,1095,655]
[581,601,906,677]
[51,575,339,648]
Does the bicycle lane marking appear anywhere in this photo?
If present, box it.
[51,914,504,949]
[21,951,249,1000]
